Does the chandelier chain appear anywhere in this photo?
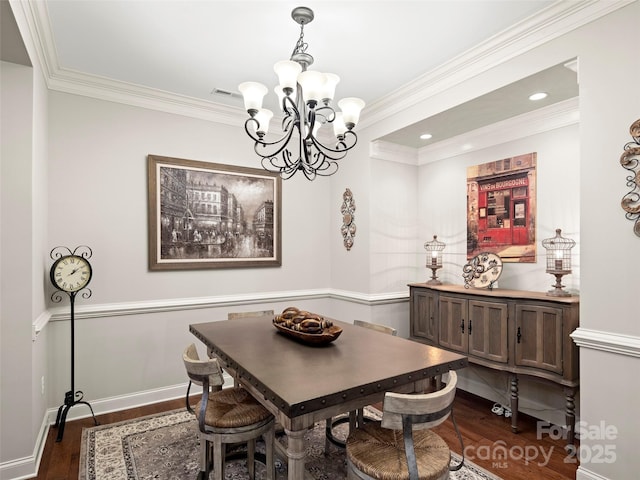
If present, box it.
[292,24,309,59]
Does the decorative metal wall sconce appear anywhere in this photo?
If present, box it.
[542,228,575,297]
[620,118,640,237]
[341,188,356,251]
[424,235,445,284]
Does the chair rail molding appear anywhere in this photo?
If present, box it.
[37,288,409,335]
[571,327,640,358]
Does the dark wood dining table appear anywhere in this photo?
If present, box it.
[190,315,468,480]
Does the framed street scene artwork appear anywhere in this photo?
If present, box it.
[148,155,282,270]
[466,153,537,263]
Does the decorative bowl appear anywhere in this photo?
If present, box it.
[273,321,343,345]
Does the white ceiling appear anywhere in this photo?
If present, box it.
[7,1,581,148]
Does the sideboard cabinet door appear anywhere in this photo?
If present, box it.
[438,296,468,353]
[515,304,563,374]
[410,288,438,342]
[468,300,509,363]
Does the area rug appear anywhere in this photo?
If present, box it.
[79,408,501,480]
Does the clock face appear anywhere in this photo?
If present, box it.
[50,255,92,292]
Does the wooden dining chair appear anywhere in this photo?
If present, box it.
[225,310,274,386]
[345,370,464,480]
[183,343,275,480]
[228,309,274,320]
[325,320,397,451]
[185,310,275,412]
[352,319,397,336]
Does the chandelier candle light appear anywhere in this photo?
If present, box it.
[424,235,446,285]
[542,228,576,297]
[238,6,365,180]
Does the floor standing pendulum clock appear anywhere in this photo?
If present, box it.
[49,245,99,442]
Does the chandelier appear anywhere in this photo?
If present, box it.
[238,6,365,180]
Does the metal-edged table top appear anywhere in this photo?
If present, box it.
[190,315,468,418]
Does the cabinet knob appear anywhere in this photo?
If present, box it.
[460,319,465,334]
[517,327,522,344]
[468,319,473,334]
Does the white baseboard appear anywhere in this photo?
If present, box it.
[1,379,236,480]
[44,382,189,424]
[576,466,610,480]
[0,410,56,480]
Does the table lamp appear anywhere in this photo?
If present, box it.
[424,235,445,285]
[542,228,575,296]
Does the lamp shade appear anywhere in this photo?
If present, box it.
[338,97,366,128]
[274,60,302,91]
[238,82,268,112]
[253,109,273,135]
[320,73,340,102]
[333,112,347,139]
[298,70,326,103]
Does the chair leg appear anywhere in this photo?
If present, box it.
[264,429,275,480]
[199,435,209,477]
[349,410,357,432]
[212,438,224,480]
[186,381,194,414]
[325,414,354,450]
[324,418,332,454]
[356,408,364,428]
[247,439,256,479]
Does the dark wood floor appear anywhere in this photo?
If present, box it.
[35,390,577,479]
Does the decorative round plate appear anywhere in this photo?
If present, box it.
[462,252,503,289]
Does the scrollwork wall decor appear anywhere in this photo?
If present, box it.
[620,118,640,237]
[340,188,356,251]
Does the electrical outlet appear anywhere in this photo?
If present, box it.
[41,376,45,395]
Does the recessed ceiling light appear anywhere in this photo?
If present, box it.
[529,92,548,101]
[420,133,433,140]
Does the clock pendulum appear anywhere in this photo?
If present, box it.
[49,245,98,442]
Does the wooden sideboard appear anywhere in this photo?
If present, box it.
[409,283,579,444]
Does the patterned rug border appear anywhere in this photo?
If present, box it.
[79,407,502,480]
[79,408,194,480]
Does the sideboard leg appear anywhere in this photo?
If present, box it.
[564,386,577,447]
[510,374,519,433]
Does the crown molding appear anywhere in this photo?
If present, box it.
[418,97,579,164]
[46,68,247,125]
[361,0,633,129]
[369,141,418,166]
[369,97,579,166]
[13,0,633,128]
[15,0,247,125]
